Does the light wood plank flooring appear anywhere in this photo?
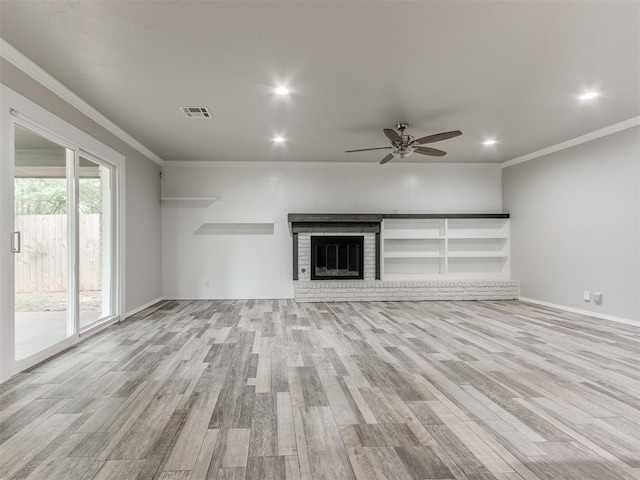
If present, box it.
[1,300,639,480]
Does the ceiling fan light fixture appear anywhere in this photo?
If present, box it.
[392,145,416,158]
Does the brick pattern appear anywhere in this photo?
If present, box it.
[294,280,520,302]
[295,231,519,302]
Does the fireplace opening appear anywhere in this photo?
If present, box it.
[311,236,364,280]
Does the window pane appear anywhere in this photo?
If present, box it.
[79,156,113,329]
[14,125,73,360]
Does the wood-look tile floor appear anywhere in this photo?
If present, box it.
[1,300,639,480]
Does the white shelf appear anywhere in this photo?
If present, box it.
[381,217,510,280]
[383,273,444,281]
[161,197,217,208]
[444,272,511,280]
[447,252,507,258]
[447,233,508,239]
[385,234,446,240]
[195,222,274,235]
[384,252,445,258]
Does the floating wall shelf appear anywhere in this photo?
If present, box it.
[160,197,217,208]
[194,223,275,235]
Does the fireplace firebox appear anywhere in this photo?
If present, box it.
[311,236,364,280]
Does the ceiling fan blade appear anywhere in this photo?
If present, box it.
[345,147,392,153]
[380,153,395,164]
[383,128,401,143]
[414,130,462,145]
[414,146,447,157]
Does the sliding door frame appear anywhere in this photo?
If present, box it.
[0,85,125,382]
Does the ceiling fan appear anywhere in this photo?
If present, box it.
[345,123,462,164]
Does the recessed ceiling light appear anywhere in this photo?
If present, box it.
[274,87,290,96]
[273,136,286,143]
[483,139,497,146]
[579,91,600,101]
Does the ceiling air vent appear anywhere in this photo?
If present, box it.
[179,106,212,118]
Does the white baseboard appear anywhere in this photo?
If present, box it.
[125,297,164,319]
[519,297,640,328]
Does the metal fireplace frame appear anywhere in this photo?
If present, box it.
[310,235,365,280]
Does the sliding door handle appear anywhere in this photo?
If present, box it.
[11,231,20,253]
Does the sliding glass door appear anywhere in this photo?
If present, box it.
[1,85,124,382]
[12,125,117,364]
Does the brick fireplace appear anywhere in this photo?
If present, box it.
[289,213,519,302]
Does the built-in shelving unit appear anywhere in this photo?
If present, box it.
[381,215,509,280]
[160,197,217,208]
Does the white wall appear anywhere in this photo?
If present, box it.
[162,162,502,299]
[503,126,640,322]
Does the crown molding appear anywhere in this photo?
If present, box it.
[162,160,501,168]
[0,38,164,166]
[501,116,640,168]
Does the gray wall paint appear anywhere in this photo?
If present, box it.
[124,153,162,311]
[503,126,640,320]
[1,59,162,313]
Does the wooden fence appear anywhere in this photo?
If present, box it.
[14,214,101,293]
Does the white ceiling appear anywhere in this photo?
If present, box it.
[1,1,638,164]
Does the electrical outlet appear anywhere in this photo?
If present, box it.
[583,290,591,302]
[593,292,602,304]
